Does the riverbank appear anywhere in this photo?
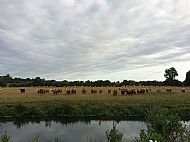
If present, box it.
[1,101,190,120]
[1,108,190,142]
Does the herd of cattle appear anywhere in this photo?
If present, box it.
[16,87,187,96]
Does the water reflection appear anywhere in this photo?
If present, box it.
[0,118,147,142]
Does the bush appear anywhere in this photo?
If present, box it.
[13,102,27,117]
[136,108,190,142]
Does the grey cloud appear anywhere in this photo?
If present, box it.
[0,0,190,81]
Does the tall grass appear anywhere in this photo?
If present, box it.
[0,132,10,142]
[1,102,190,119]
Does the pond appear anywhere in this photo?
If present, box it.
[0,118,147,142]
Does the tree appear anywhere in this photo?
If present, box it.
[164,67,178,81]
[32,77,45,86]
[184,70,190,86]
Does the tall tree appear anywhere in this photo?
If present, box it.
[164,67,178,81]
[184,71,190,86]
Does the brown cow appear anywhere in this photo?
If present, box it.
[37,89,44,94]
[82,88,87,94]
[71,89,76,95]
[66,89,71,95]
[121,89,126,95]
[108,89,111,94]
[131,88,136,95]
[91,89,97,94]
[181,89,185,93]
[113,90,117,96]
[45,89,49,93]
[37,89,49,94]
[52,89,57,95]
[57,89,62,94]
[52,89,62,95]
[126,89,136,95]
[139,88,146,94]
[166,88,172,93]
[99,90,103,94]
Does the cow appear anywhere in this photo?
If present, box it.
[37,89,50,94]
[126,89,136,95]
[66,89,71,95]
[57,89,62,94]
[131,88,136,95]
[52,89,57,95]
[121,89,126,95]
[99,90,103,94]
[157,90,161,93]
[137,89,141,94]
[181,89,185,93]
[108,89,111,94]
[113,90,117,96]
[37,89,46,94]
[20,88,25,93]
[82,88,87,94]
[91,89,97,94]
[137,88,146,94]
[52,89,62,95]
[39,89,49,94]
[71,89,76,95]
[166,88,172,93]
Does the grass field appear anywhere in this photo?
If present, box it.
[0,86,190,107]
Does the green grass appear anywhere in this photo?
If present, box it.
[0,93,190,107]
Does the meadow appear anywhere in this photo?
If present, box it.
[0,86,190,106]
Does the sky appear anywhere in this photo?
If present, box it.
[0,0,190,81]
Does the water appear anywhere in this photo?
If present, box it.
[0,119,147,142]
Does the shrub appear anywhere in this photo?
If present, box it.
[136,108,190,142]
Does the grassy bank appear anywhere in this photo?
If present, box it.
[1,102,190,120]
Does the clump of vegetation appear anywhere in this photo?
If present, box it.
[136,129,163,142]
[0,131,11,142]
[136,108,190,142]
[32,135,39,142]
[0,102,149,118]
[106,122,123,142]
[54,137,61,142]
[31,135,61,142]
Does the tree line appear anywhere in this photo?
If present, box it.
[0,67,190,87]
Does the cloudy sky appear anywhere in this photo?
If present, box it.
[0,0,190,81]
